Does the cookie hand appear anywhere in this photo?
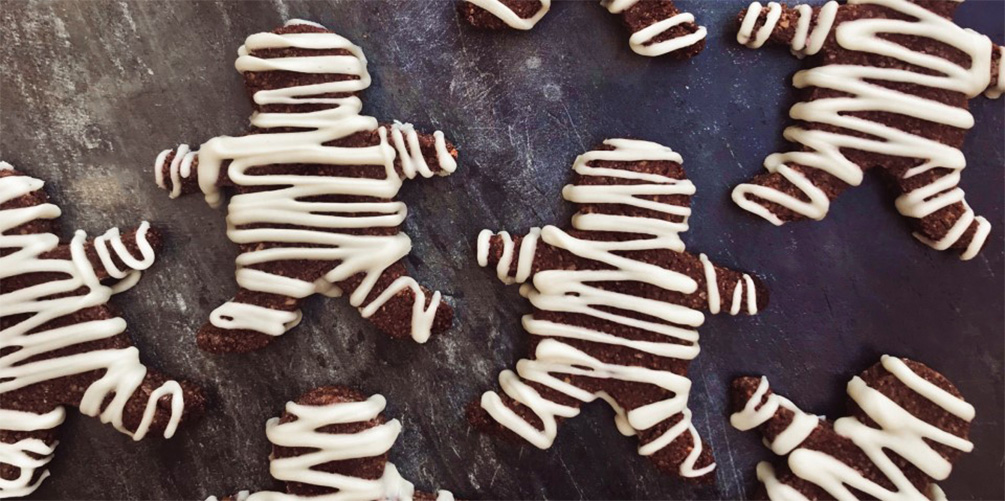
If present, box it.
[475,228,552,285]
[737,1,837,58]
[383,122,458,179]
[984,42,1004,99]
[154,145,216,201]
[691,252,767,316]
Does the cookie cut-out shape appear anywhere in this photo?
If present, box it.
[458,0,707,58]
[732,0,1003,260]
[155,20,458,354]
[208,387,453,501]
[0,163,205,498]
[730,355,974,500]
[470,139,769,481]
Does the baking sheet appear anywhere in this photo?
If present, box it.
[1,0,1002,499]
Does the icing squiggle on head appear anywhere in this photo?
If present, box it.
[154,20,455,343]
[733,0,998,260]
[477,139,762,479]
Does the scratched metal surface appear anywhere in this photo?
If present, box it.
[1,0,1003,499]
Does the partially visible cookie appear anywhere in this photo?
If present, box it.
[730,355,974,500]
[470,139,769,483]
[209,387,453,501]
[0,162,205,498]
[731,0,1003,260]
[154,20,457,353]
[458,0,707,58]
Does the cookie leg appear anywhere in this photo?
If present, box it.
[0,407,64,498]
[198,288,304,354]
[732,162,852,225]
[333,259,453,343]
[886,166,990,260]
[600,380,716,482]
[105,368,206,440]
[469,359,586,449]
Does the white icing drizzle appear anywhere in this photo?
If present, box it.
[733,0,996,260]
[156,20,455,343]
[464,0,705,56]
[0,408,65,498]
[464,0,551,30]
[0,168,184,498]
[478,139,760,478]
[236,394,453,501]
[731,356,974,500]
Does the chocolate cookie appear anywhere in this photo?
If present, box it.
[731,355,974,500]
[154,20,457,354]
[458,0,707,58]
[0,163,205,498]
[470,139,769,482]
[209,387,453,501]
[731,0,1004,260]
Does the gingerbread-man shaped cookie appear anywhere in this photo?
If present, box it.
[459,0,707,58]
[209,387,453,501]
[470,139,769,481]
[0,163,205,498]
[732,0,1004,260]
[155,20,457,353]
[731,355,974,500]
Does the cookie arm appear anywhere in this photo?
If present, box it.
[692,252,767,316]
[730,376,821,451]
[737,2,838,57]
[0,408,65,498]
[606,0,707,58]
[730,376,837,499]
[383,123,458,179]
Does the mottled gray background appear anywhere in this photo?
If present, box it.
[1,0,1003,499]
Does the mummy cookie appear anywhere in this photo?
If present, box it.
[209,387,453,501]
[732,0,1003,260]
[731,355,974,500]
[0,163,205,498]
[458,0,707,58]
[155,20,458,353]
[470,139,769,481]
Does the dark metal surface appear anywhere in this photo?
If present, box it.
[1,1,1002,499]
